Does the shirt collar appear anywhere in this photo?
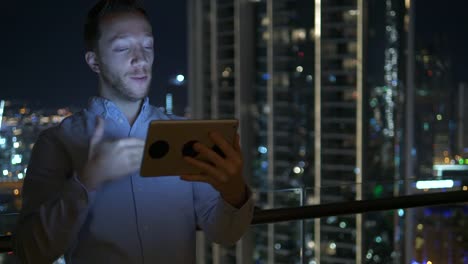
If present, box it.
[87,96,151,121]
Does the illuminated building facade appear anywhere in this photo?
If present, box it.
[407,17,468,264]
[413,48,457,173]
[189,0,407,263]
[0,100,73,236]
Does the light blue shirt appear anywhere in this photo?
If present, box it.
[14,97,254,263]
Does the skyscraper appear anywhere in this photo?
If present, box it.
[188,0,406,263]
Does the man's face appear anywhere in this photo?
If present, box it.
[92,12,154,102]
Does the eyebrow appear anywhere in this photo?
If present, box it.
[108,33,153,43]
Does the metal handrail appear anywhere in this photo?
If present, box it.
[252,190,468,224]
[1,190,467,254]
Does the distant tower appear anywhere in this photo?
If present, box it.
[165,74,187,116]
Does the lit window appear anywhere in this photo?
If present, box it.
[13,128,22,136]
[326,242,337,255]
[343,10,358,23]
[343,58,357,70]
[258,146,268,154]
[293,167,301,174]
[292,28,307,43]
[309,28,315,41]
[398,209,404,217]
[222,67,232,78]
[348,10,358,16]
[11,154,22,165]
[347,42,357,53]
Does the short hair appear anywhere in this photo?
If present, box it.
[84,0,150,52]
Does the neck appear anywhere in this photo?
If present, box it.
[99,91,144,126]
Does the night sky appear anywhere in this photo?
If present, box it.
[1,1,187,109]
[1,1,466,109]
[416,0,468,84]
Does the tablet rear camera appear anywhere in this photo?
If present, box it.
[149,140,170,159]
[182,140,199,158]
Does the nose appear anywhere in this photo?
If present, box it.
[130,46,149,67]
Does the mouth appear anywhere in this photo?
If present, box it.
[129,76,149,83]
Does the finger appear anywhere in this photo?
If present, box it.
[193,142,241,176]
[183,156,228,183]
[208,132,240,161]
[110,146,143,169]
[126,148,144,159]
[121,151,143,171]
[116,138,146,148]
[128,155,143,170]
[193,142,227,167]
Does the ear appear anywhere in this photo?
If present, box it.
[85,51,100,73]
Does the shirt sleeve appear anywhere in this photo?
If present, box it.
[193,181,254,245]
[13,127,95,263]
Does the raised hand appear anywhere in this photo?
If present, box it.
[180,132,247,208]
[79,116,145,190]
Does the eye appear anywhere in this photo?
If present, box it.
[114,47,129,52]
[144,43,154,50]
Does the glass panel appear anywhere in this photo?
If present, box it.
[248,204,467,264]
[1,184,466,263]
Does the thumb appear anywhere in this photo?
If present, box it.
[90,116,105,148]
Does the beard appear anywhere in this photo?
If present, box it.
[100,67,152,102]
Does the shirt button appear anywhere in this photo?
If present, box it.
[118,118,123,123]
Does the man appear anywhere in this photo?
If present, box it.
[14,0,254,263]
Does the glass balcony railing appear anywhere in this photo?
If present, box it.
[0,178,467,263]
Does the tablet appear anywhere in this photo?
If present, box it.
[140,119,239,176]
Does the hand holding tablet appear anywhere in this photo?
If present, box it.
[140,119,239,176]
